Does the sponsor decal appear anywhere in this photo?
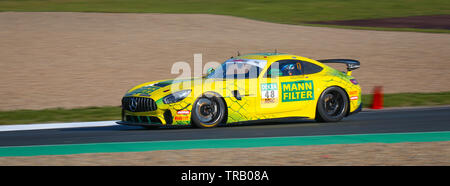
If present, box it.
[177,110,190,115]
[174,115,189,121]
[349,91,359,100]
[281,80,314,102]
[349,91,358,96]
[260,83,278,104]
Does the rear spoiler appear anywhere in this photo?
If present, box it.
[317,59,360,76]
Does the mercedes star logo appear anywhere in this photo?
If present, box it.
[129,97,138,112]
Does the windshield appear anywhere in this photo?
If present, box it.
[206,58,267,79]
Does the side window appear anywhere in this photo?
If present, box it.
[265,60,303,77]
[301,61,323,75]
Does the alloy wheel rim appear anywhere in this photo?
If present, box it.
[323,92,344,117]
[195,97,221,124]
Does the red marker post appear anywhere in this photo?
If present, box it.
[371,86,384,109]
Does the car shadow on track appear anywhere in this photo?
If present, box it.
[128,117,320,131]
[60,117,352,132]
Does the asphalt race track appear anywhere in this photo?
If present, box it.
[0,106,449,147]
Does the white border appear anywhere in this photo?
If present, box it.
[0,120,119,132]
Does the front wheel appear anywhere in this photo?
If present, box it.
[191,92,227,128]
[316,87,349,122]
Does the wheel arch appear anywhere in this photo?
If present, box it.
[316,85,351,119]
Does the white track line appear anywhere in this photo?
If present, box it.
[0,120,119,132]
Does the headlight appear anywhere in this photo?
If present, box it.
[163,89,191,104]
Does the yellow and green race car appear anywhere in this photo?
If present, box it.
[117,53,362,128]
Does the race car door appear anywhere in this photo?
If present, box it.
[259,60,315,116]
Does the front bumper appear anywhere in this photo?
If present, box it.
[117,108,167,126]
[118,102,193,126]
[116,120,162,127]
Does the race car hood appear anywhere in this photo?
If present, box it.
[125,79,175,97]
[124,77,203,100]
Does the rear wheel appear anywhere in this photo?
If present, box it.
[316,87,349,122]
[191,92,226,128]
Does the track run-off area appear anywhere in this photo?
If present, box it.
[0,106,449,157]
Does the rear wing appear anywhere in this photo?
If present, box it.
[316,59,360,76]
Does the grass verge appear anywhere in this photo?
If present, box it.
[0,92,449,125]
[0,0,449,33]
[361,91,450,108]
[0,106,121,125]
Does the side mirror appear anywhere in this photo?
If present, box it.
[206,67,215,76]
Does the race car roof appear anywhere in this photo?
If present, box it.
[236,53,316,65]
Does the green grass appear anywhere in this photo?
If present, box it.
[0,0,449,33]
[0,92,449,125]
[362,92,450,108]
[302,23,450,34]
[0,106,121,125]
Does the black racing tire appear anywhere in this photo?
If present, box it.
[191,92,227,128]
[316,86,349,122]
